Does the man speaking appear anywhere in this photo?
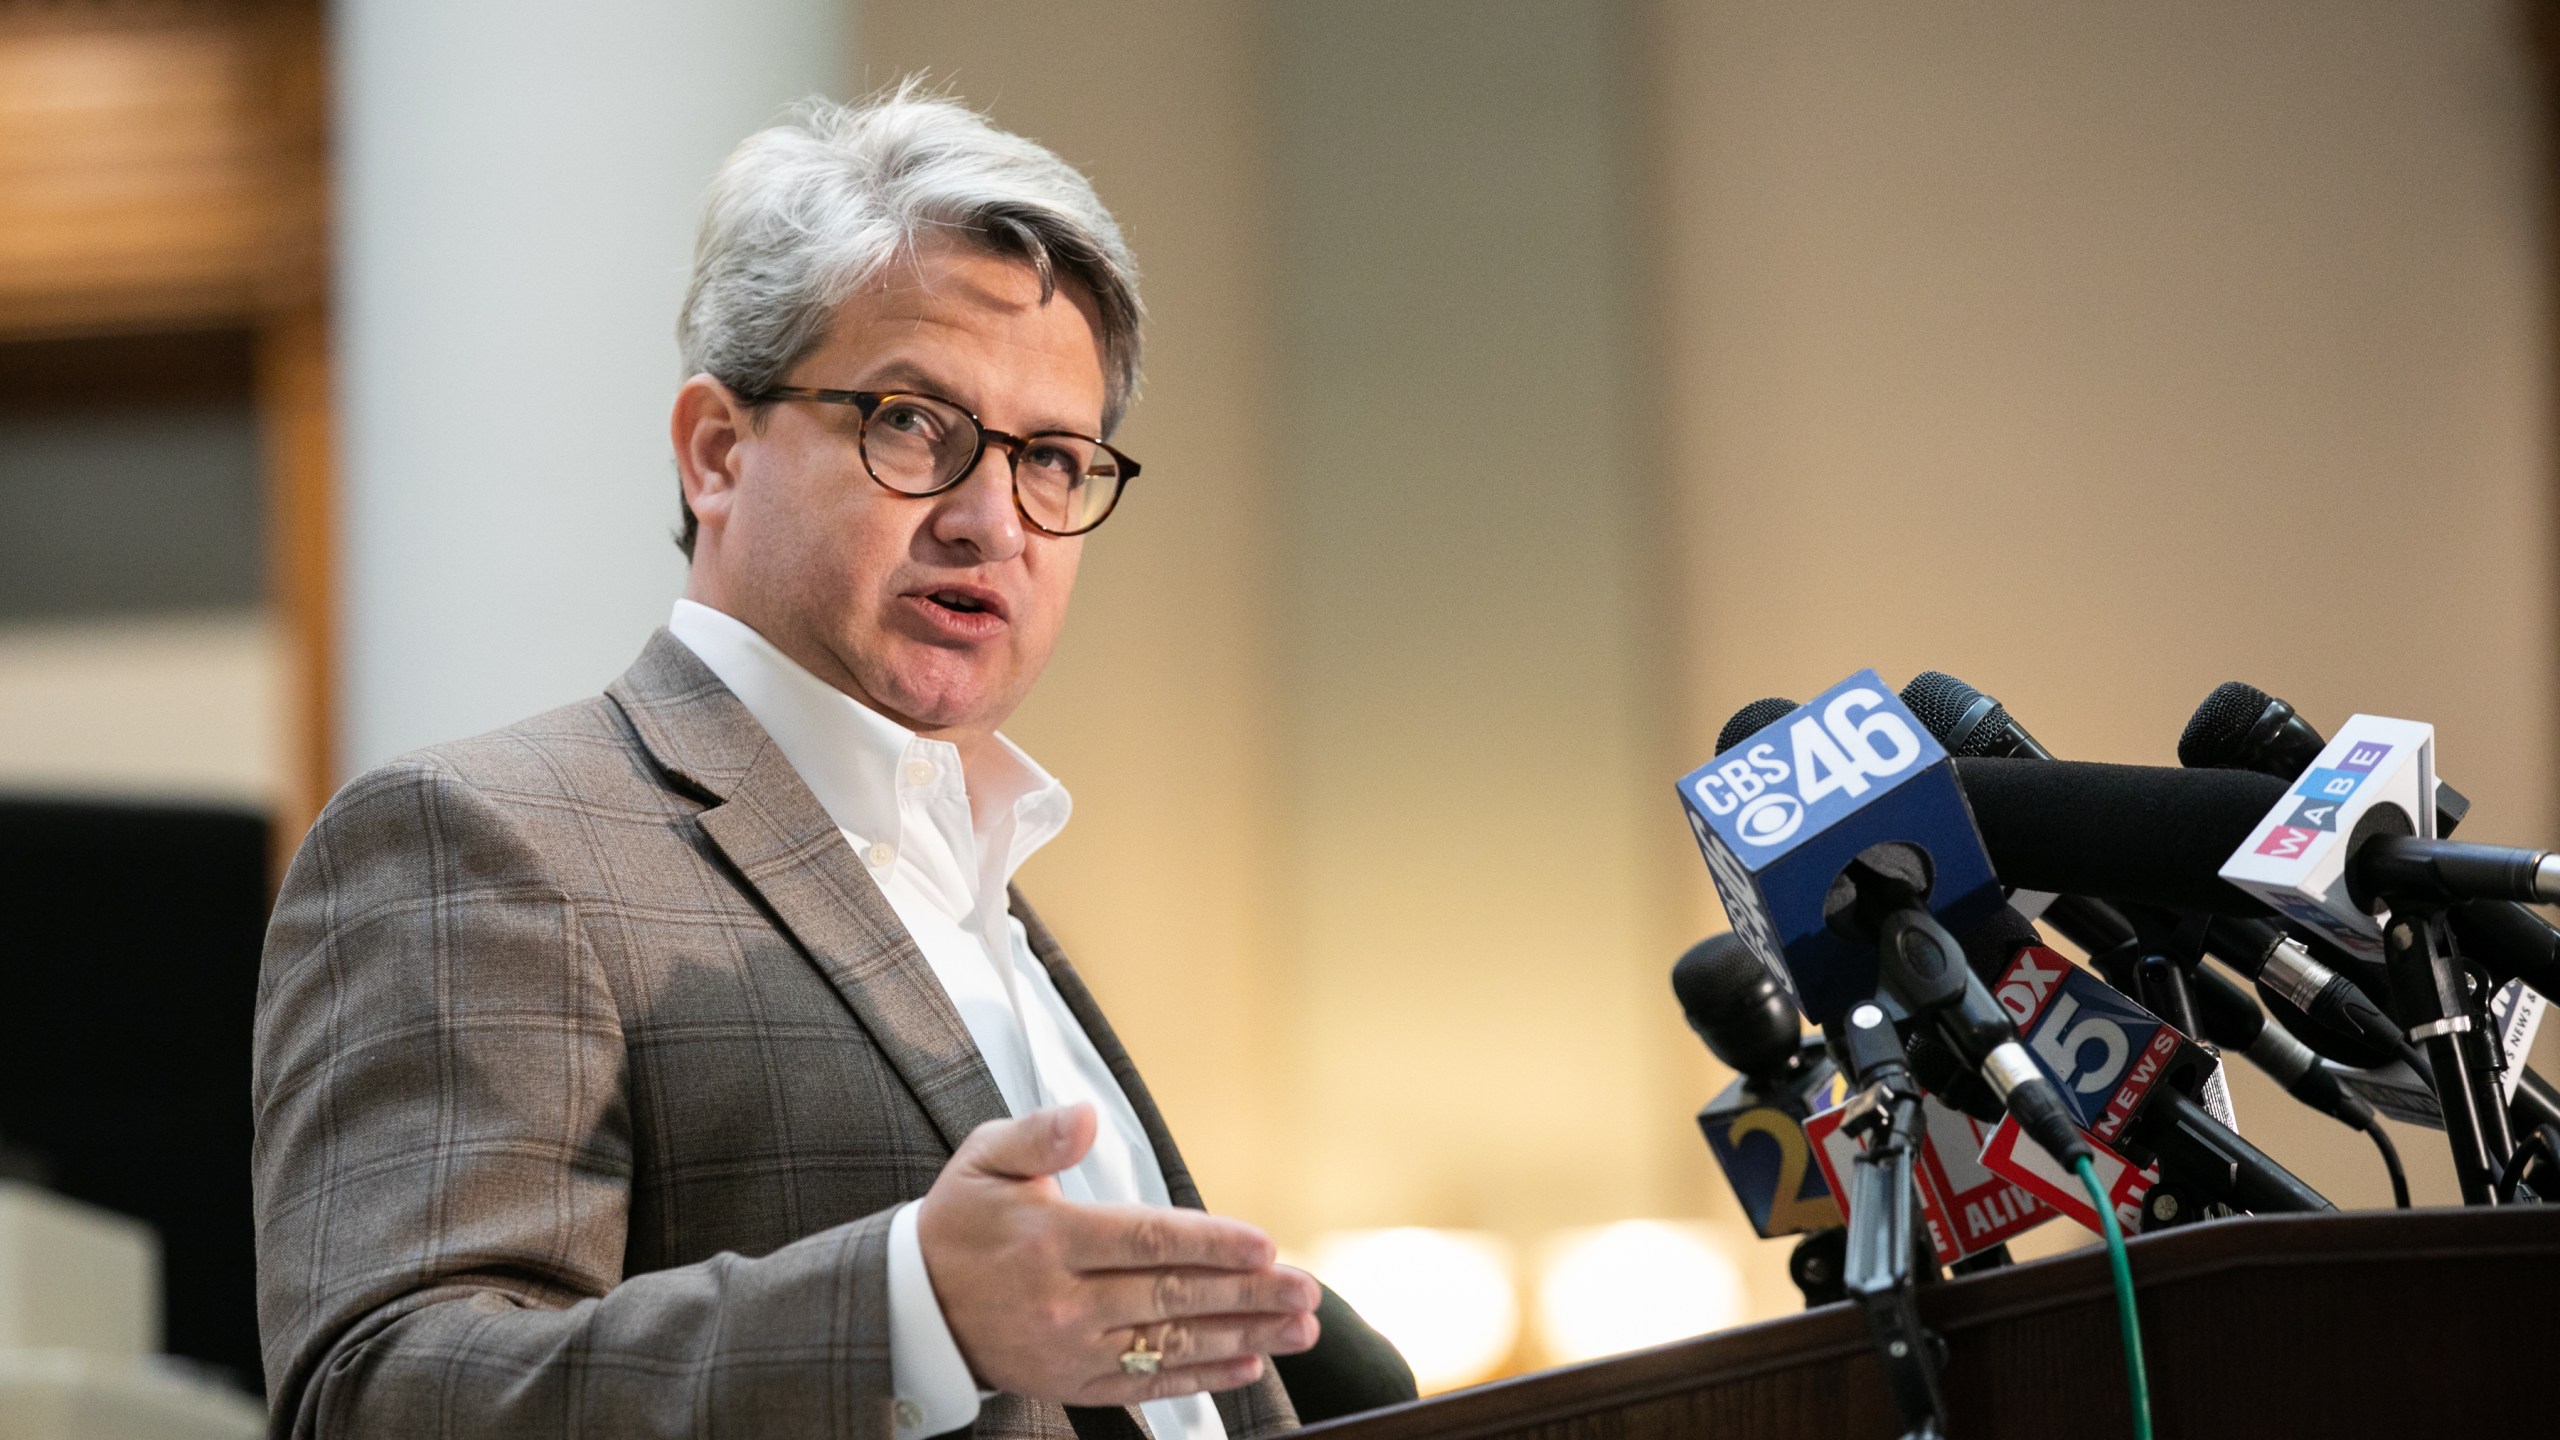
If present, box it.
[254,90,1391,1438]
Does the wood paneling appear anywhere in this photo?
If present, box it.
[0,2,321,338]
[0,326,255,408]
[258,305,329,840]
[0,0,332,847]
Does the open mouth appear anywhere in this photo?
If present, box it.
[913,586,1007,624]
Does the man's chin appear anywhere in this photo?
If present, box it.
[862,662,1013,737]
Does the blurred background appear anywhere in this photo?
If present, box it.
[5,0,2560,1420]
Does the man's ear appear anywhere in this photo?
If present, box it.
[673,374,748,541]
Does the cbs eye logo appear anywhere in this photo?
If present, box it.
[1735,792,1805,846]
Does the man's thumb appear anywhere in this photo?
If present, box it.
[963,1103,1098,1181]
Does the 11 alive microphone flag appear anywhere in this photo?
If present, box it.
[1803,1091,2059,1263]
[1678,671,2003,1025]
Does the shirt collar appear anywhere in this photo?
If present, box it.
[666,600,1071,880]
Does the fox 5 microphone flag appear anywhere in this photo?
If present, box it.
[1678,671,2004,1026]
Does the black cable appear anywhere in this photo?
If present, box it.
[2364,1122,2410,1210]
[2493,1124,2558,1204]
[2364,1021,2438,1091]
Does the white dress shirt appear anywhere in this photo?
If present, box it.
[669,600,1225,1440]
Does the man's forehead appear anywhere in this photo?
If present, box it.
[865,239,1094,319]
[814,251,1106,422]
[862,358,949,392]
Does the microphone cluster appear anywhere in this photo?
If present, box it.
[1668,669,2559,1438]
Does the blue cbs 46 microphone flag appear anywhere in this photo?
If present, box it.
[1678,670,2003,1026]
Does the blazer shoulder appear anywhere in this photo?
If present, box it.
[332,694,668,816]
[286,696,696,916]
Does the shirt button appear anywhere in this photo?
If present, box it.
[867,842,896,868]
[903,760,936,786]
[895,1398,924,1430]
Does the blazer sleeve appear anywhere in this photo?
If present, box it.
[253,756,898,1439]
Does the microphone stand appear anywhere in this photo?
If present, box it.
[2336,809,2520,1203]
[2380,905,2514,1204]
[2133,912,2209,1051]
[1832,1000,1950,1440]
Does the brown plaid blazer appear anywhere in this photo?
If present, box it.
[252,631,1298,1439]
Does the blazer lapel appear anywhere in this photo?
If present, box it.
[1014,892,1300,1438]
[1008,888,1206,1211]
[609,630,1012,1155]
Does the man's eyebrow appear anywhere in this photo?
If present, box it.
[862,360,954,397]
[859,360,1099,436]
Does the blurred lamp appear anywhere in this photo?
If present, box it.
[1295,1227,1517,1393]
[1535,1219,1743,1364]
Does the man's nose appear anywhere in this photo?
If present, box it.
[927,446,1027,561]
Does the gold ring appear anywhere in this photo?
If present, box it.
[1118,1328,1162,1376]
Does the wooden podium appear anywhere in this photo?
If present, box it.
[1296,1209,2560,1439]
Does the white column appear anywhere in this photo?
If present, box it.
[335,0,850,773]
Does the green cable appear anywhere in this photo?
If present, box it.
[2074,1154,2153,1440]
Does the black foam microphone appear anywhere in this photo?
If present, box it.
[1911,678,2499,933]
[1956,754,2560,976]
[1956,752,2560,1141]
[1715,696,1803,757]
[1674,932,1814,1084]
[1899,677,2308,917]
[1952,755,2284,916]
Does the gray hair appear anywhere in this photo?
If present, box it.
[673,81,1144,558]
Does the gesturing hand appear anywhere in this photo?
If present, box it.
[915,1104,1321,1405]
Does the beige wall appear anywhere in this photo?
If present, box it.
[1265,0,1702,1242]
[864,0,2556,1309]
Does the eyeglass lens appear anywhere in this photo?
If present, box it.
[863,394,1123,534]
